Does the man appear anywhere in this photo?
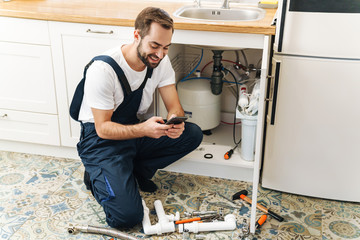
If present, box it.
[70,7,203,229]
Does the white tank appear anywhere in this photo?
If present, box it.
[177,79,221,130]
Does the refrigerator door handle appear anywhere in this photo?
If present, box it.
[277,0,288,52]
[269,62,281,125]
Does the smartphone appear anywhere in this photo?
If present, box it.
[165,116,188,125]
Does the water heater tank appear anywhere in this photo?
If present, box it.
[177,79,221,130]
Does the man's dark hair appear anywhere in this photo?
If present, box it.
[135,7,174,38]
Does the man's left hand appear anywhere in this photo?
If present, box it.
[165,121,185,139]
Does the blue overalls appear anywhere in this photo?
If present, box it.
[70,55,203,228]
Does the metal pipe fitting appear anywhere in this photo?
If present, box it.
[67,225,139,240]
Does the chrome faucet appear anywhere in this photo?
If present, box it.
[221,0,230,9]
[194,0,201,8]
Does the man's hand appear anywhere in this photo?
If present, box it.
[141,116,172,139]
[165,114,185,139]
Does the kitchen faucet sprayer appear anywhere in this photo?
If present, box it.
[221,0,230,9]
[194,0,201,8]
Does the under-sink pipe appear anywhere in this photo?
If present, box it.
[142,200,179,235]
[211,50,224,95]
[178,214,236,233]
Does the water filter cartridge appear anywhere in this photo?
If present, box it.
[237,111,257,161]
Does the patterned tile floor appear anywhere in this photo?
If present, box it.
[0,151,359,240]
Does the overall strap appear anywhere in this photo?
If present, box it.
[139,67,153,90]
[93,55,132,96]
[69,55,154,122]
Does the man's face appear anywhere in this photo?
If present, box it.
[136,22,172,68]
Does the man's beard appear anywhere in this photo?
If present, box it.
[137,42,162,69]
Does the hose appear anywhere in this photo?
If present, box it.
[67,225,139,240]
[179,48,204,82]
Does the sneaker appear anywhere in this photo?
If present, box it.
[83,170,91,190]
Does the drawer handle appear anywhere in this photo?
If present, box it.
[1,114,8,118]
[86,29,114,34]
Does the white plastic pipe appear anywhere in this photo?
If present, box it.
[142,200,176,235]
[178,214,236,233]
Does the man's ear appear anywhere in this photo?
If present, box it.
[134,29,141,43]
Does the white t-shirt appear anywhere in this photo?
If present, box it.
[78,46,175,122]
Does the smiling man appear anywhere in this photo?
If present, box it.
[70,7,203,229]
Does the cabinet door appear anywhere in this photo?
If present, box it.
[50,22,133,147]
[0,42,57,114]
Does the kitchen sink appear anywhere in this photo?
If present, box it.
[173,5,266,22]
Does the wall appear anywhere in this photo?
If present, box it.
[151,0,260,4]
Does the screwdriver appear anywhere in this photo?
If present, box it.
[224,145,238,160]
[255,214,267,229]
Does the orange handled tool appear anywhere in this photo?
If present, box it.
[175,217,201,224]
[224,149,234,159]
[255,215,267,228]
[233,190,284,222]
[224,145,238,160]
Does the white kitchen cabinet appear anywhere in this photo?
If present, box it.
[0,16,271,233]
[0,17,60,145]
[50,21,133,147]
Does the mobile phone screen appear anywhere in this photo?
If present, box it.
[165,116,188,125]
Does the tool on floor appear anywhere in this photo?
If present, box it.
[175,215,214,224]
[232,190,284,222]
[178,208,224,224]
[255,214,267,229]
[178,214,237,233]
[67,225,139,240]
[216,192,243,210]
[184,210,218,217]
[224,145,238,160]
[238,218,250,240]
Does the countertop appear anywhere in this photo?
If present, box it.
[0,0,276,35]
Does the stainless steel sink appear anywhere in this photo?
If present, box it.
[173,5,266,22]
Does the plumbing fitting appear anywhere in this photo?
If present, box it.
[67,225,138,240]
[178,214,236,233]
[210,50,224,95]
[221,0,230,9]
[142,199,179,235]
[184,210,218,217]
[194,0,201,8]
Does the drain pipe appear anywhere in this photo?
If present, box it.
[67,225,139,240]
[178,214,236,233]
[210,50,224,95]
[142,200,179,235]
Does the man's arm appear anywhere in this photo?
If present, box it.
[158,84,185,139]
[158,84,184,119]
[91,108,171,140]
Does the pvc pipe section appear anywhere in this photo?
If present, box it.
[178,214,236,233]
[142,200,179,235]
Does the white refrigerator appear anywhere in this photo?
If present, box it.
[261,0,360,202]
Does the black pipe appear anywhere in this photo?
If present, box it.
[211,50,224,95]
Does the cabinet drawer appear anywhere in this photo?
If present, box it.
[0,17,50,45]
[0,109,60,146]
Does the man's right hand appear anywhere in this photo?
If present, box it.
[140,116,172,139]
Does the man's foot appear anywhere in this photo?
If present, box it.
[84,171,91,190]
[137,177,158,193]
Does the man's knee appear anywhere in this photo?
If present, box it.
[104,199,144,228]
[184,122,203,149]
